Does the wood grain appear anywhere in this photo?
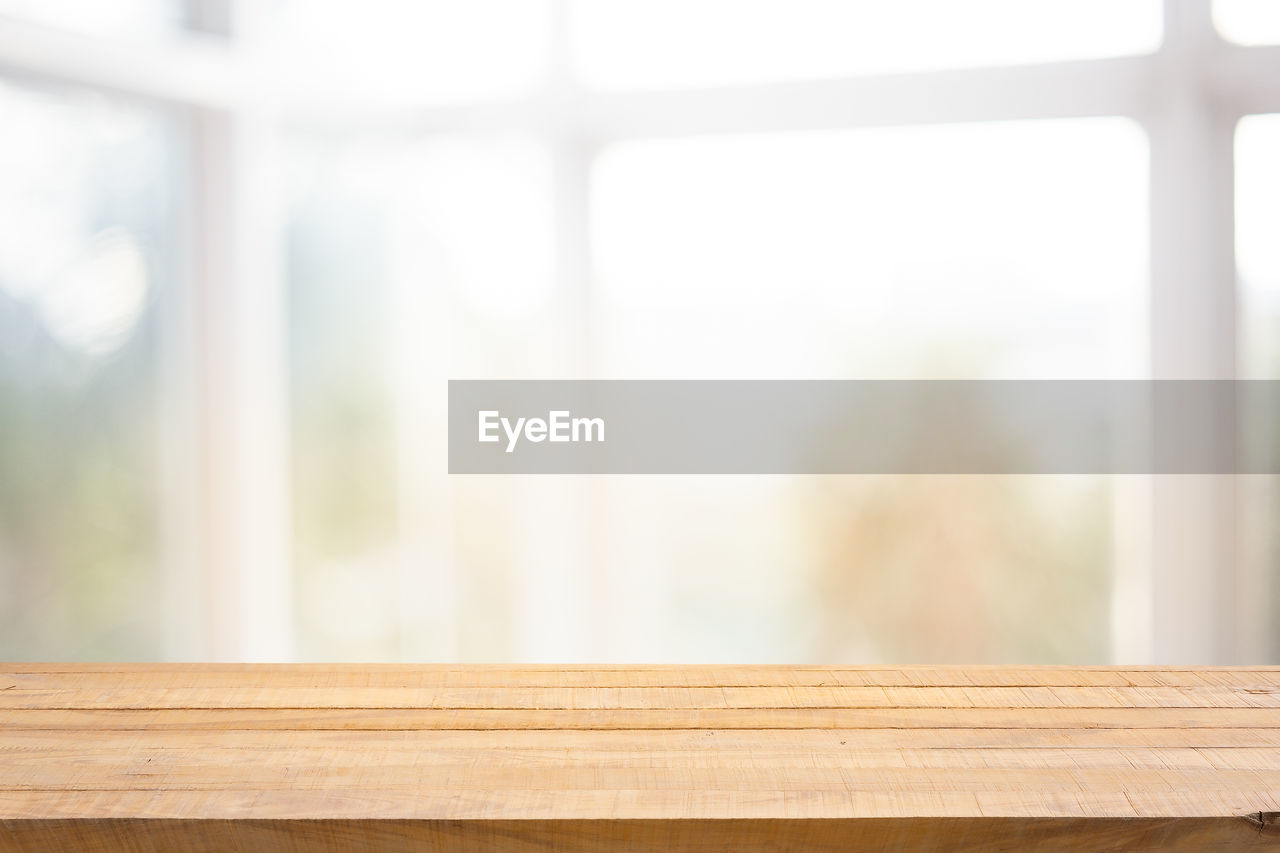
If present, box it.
[1,666,1277,851]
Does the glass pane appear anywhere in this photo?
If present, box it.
[268,0,550,107]
[0,81,177,659]
[1236,114,1280,659]
[571,0,1162,90]
[0,0,185,38]
[285,136,400,661]
[1238,115,1280,377]
[399,137,568,662]
[593,120,1148,380]
[286,133,559,660]
[1214,0,1280,45]
[588,119,1149,662]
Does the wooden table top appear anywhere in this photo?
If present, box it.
[1,664,1278,851]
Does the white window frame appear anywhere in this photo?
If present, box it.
[1,0,1276,662]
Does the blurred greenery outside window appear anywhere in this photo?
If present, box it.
[0,82,177,658]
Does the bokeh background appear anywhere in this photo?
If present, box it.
[0,0,1278,664]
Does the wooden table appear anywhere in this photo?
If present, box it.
[1,665,1278,851]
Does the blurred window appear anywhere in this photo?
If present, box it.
[1236,115,1280,658]
[1237,115,1280,378]
[587,119,1145,662]
[285,136,401,661]
[1214,0,1280,45]
[0,81,177,659]
[571,0,1162,89]
[593,120,1147,380]
[285,133,560,660]
[0,0,184,37]
[2,0,1277,664]
[267,0,550,106]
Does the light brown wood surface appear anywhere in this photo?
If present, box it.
[1,665,1278,851]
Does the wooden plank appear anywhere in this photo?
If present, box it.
[0,787,1276,820]
[3,706,1278,730]
[4,744,1278,771]
[4,665,1278,688]
[2,816,1277,853]
[6,763,1280,794]
[1,666,1277,851]
[3,683,1278,709]
[5,725,1280,750]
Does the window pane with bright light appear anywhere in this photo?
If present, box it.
[593,119,1148,380]
[268,0,550,107]
[0,81,177,659]
[286,136,401,661]
[571,0,1162,90]
[0,0,183,38]
[1236,114,1280,658]
[286,133,562,661]
[587,119,1148,663]
[1214,0,1280,45]
[1238,115,1280,378]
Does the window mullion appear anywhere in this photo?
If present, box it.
[1144,0,1241,664]
[183,0,293,661]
